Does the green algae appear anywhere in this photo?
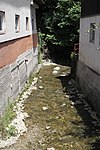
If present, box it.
[24,65,100,150]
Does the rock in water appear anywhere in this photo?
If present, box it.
[43,107,48,111]
[47,147,55,150]
[53,66,60,71]
[52,70,58,75]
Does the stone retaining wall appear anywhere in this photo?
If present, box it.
[76,60,100,116]
[0,48,38,115]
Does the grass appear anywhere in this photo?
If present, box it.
[0,101,16,139]
[0,68,40,140]
[38,45,43,64]
[24,65,100,150]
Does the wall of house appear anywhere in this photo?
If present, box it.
[0,34,38,68]
[77,15,100,115]
[0,0,37,43]
[0,0,39,115]
[77,60,100,115]
[79,15,100,74]
[0,47,38,115]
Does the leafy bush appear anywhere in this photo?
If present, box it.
[40,0,81,56]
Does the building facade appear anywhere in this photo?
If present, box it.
[0,0,43,115]
[77,0,100,115]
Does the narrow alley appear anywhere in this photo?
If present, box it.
[2,63,100,150]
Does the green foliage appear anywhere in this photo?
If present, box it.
[70,52,75,59]
[38,45,43,64]
[0,101,16,139]
[7,125,17,137]
[2,102,16,128]
[40,0,81,52]
[38,32,47,51]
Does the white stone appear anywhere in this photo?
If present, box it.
[33,77,38,84]
[53,66,60,71]
[22,94,28,100]
[45,126,51,130]
[32,81,35,86]
[52,70,58,75]
[47,147,55,150]
[56,116,59,119]
[39,86,44,89]
[61,103,66,107]
[23,112,30,118]
[43,61,57,66]
[43,107,48,111]
[65,95,70,98]
[71,102,75,106]
[32,86,37,90]
[0,135,20,148]
[39,76,42,79]
[60,74,66,77]
[38,140,43,145]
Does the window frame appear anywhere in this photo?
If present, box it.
[15,14,20,33]
[26,17,29,31]
[89,23,96,43]
[0,11,5,34]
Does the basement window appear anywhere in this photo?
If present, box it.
[26,17,29,31]
[0,11,5,34]
[90,23,95,43]
[15,14,20,32]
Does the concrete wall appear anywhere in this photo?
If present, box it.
[77,60,100,115]
[77,15,100,115]
[0,47,38,116]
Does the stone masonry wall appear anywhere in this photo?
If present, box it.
[0,48,38,116]
[76,60,100,116]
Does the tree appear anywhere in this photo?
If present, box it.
[39,0,81,60]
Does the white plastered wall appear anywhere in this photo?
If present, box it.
[0,0,37,43]
[79,15,100,74]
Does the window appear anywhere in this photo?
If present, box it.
[90,23,95,43]
[26,17,29,31]
[0,11,5,34]
[32,18,34,30]
[15,14,20,32]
